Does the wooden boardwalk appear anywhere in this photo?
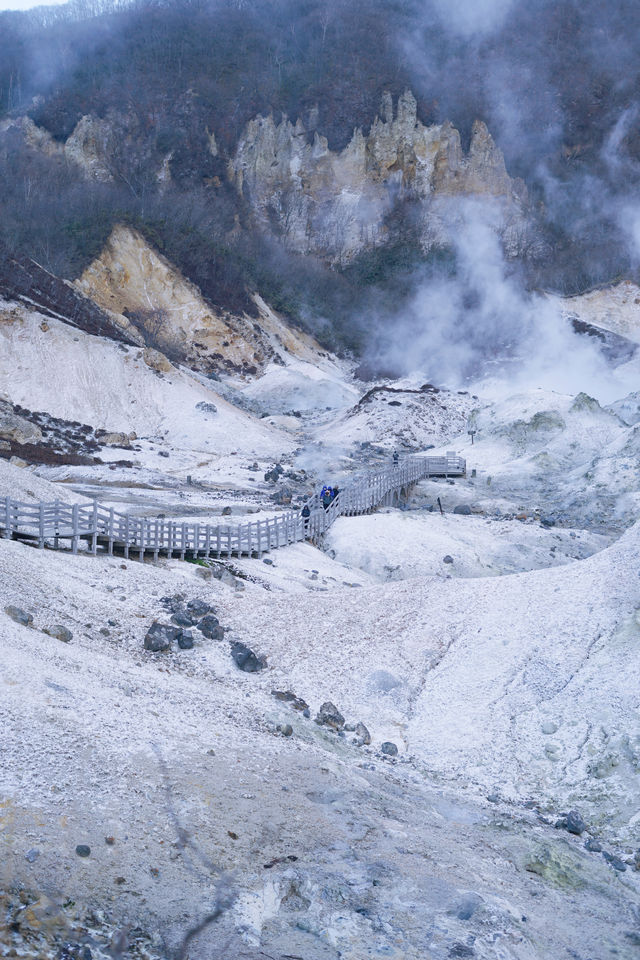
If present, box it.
[0,455,465,562]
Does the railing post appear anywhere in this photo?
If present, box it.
[3,497,10,539]
[72,503,79,555]
[38,503,45,549]
[91,500,98,555]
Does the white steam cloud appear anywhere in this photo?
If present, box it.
[431,0,516,38]
[366,198,637,404]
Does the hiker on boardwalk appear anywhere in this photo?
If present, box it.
[322,487,333,510]
[301,501,311,536]
[331,484,340,502]
[392,450,399,466]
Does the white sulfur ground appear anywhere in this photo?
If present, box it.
[2,296,640,958]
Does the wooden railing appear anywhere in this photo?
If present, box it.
[0,455,465,561]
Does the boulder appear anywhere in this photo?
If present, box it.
[230,641,266,672]
[355,722,371,745]
[171,608,197,628]
[453,504,472,515]
[143,346,172,373]
[199,614,224,641]
[43,625,72,643]
[0,401,42,445]
[381,741,398,757]
[196,401,218,415]
[272,690,309,712]
[186,598,215,618]
[144,621,180,652]
[4,605,33,627]
[177,631,194,650]
[315,702,345,731]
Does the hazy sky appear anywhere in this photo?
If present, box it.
[0,0,67,8]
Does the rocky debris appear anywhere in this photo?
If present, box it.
[276,723,293,737]
[96,429,135,448]
[177,631,194,650]
[355,722,371,745]
[195,401,218,415]
[25,849,40,863]
[186,598,215,618]
[43,625,73,643]
[315,702,345,731]
[230,641,266,672]
[75,845,90,858]
[381,741,399,757]
[264,463,284,483]
[453,504,472,515]
[584,837,602,853]
[443,555,454,564]
[603,851,627,872]
[143,621,180,652]
[272,690,309,712]
[4,605,33,627]
[198,614,225,641]
[555,810,587,836]
[170,608,198,628]
[0,401,103,467]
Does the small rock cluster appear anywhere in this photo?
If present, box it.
[4,605,74,644]
[268,691,397,754]
[145,595,266,672]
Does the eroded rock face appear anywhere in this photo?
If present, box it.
[76,224,275,374]
[229,90,531,262]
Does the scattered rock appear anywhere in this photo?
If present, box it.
[442,555,454,565]
[221,506,232,516]
[143,621,180,652]
[105,836,116,846]
[230,641,266,672]
[4,605,33,627]
[75,845,91,858]
[43,624,72,643]
[584,837,602,852]
[302,708,311,718]
[453,504,472,515]
[199,614,225,641]
[315,702,345,731]
[177,631,194,650]
[355,722,371,745]
[556,810,587,835]
[541,721,558,735]
[171,609,197,628]
[603,851,627,872]
[186,598,214,618]
[25,849,40,863]
[277,723,293,737]
[381,741,399,757]
[195,401,218,414]
[272,690,309,712]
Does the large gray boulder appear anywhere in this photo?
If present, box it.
[144,621,180,652]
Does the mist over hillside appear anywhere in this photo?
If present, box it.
[2,0,640,368]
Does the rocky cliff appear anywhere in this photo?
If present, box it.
[229,90,533,263]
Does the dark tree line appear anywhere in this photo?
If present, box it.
[1,0,640,349]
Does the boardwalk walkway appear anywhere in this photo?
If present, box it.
[1,455,465,562]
